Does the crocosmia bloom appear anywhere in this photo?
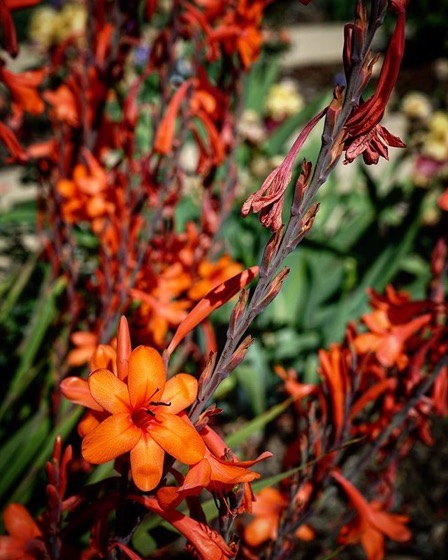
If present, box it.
[81,346,205,491]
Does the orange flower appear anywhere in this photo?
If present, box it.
[0,503,46,560]
[44,84,79,127]
[56,150,114,227]
[209,0,265,69]
[181,425,272,496]
[66,331,99,367]
[244,487,315,547]
[62,317,205,489]
[187,255,243,301]
[81,345,205,491]
[332,470,411,560]
[318,345,351,441]
[353,287,432,370]
[132,495,237,560]
[244,487,287,546]
[156,425,271,515]
[275,365,317,405]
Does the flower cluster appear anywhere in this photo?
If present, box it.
[242,240,447,559]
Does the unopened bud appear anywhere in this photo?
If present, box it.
[228,289,249,339]
[256,267,289,312]
[261,228,284,272]
[292,160,312,216]
[226,336,254,373]
[196,404,222,431]
[288,203,319,250]
[198,352,217,400]
[46,483,60,512]
[45,461,57,487]
[323,86,344,144]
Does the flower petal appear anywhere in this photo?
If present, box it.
[88,368,130,413]
[60,377,104,412]
[0,536,35,560]
[128,346,166,409]
[161,374,198,414]
[150,412,205,464]
[182,459,212,492]
[130,433,165,491]
[370,510,411,542]
[78,411,104,437]
[245,516,277,547]
[82,412,141,464]
[2,504,41,539]
[359,526,384,560]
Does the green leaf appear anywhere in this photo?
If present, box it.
[0,273,66,419]
[225,397,293,448]
[0,253,38,324]
[0,200,36,225]
[235,341,268,416]
[0,407,50,506]
[9,403,82,505]
[264,92,331,157]
[244,56,280,114]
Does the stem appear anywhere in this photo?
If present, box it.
[189,0,390,423]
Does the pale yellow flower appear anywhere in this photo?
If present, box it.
[53,3,87,45]
[28,6,58,49]
[265,80,304,121]
[401,92,432,121]
[423,111,448,161]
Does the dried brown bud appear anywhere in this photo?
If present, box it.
[323,86,344,144]
[196,404,223,431]
[255,267,290,311]
[198,351,218,400]
[226,336,254,373]
[288,203,319,250]
[261,227,284,272]
[228,288,250,338]
[291,160,313,216]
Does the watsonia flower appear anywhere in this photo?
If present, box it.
[62,318,205,491]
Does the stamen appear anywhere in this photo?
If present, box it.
[149,400,171,407]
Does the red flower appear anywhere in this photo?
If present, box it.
[332,470,411,560]
[0,64,46,119]
[343,1,408,164]
[242,111,323,231]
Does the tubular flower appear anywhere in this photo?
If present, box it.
[244,487,315,547]
[244,487,287,546]
[242,110,324,231]
[81,346,205,491]
[343,0,408,164]
[353,286,433,370]
[180,425,272,496]
[158,424,272,512]
[0,63,46,119]
[332,470,411,560]
[0,503,47,560]
[132,495,237,560]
